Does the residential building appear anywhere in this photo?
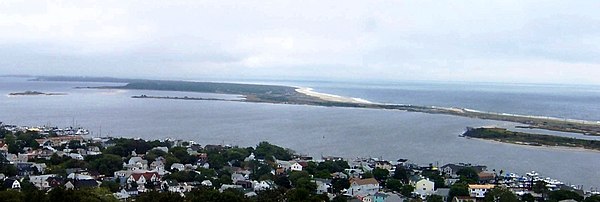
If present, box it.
[469,184,495,198]
[348,178,380,196]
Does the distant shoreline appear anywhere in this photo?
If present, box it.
[30,76,600,136]
[8,91,67,96]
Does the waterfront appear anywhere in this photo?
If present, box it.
[1,77,599,189]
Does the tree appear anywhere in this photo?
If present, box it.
[456,168,479,183]
[274,175,292,189]
[549,190,583,202]
[170,146,197,164]
[68,140,82,150]
[427,195,444,202]
[386,179,402,192]
[401,184,415,197]
[286,188,311,202]
[5,133,19,154]
[393,166,410,184]
[584,195,600,202]
[332,178,350,193]
[521,193,535,202]
[137,190,184,202]
[533,181,548,194]
[100,180,121,192]
[254,142,293,161]
[0,190,23,202]
[255,188,286,202]
[295,178,317,193]
[88,154,123,176]
[372,168,390,182]
[449,183,469,201]
[483,187,518,202]
[422,170,446,188]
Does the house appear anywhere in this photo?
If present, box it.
[29,174,55,190]
[68,153,84,160]
[314,179,331,194]
[3,178,21,189]
[201,180,213,187]
[35,136,83,147]
[253,180,273,191]
[441,163,486,178]
[219,184,243,193]
[47,177,65,188]
[231,173,247,183]
[149,160,165,171]
[277,160,292,171]
[127,171,160,185]
[16,162,38,176]
[414,178,435,198]
[291,162,303,171]
[150,147,169,153]
[170,163,185,171]
[362,195,374,202]
[333,172,350,179]
[125,157,148,171]
[375,161,393,171]
[435,188,451,202]
[469,184,495,198]
[478,171,496,184]
[348,178,380,197]
[6,153,28,163]
[244,153,255,162]
[0,143,8,152]
[114,188,136,200]
[373,192,389,202]
[64,179,100,190]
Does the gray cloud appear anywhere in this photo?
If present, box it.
[0,0,598,84]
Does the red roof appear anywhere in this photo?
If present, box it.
[131,172,158,181]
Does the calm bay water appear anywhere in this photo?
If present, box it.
[0,77,599,189]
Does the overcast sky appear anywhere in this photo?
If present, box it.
[1,1,599,84]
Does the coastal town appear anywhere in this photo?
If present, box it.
[0,122,598,202]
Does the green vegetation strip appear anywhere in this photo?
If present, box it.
[462,127,600,151]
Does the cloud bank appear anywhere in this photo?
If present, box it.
[1,0,599,84]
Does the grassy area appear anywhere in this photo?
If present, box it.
[462,127,600,151]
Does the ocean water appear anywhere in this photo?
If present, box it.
[0,77,599,190]
[263,80,600,122]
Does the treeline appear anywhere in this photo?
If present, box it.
[463,127,600,151]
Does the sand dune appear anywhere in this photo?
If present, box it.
[295,87,372,104]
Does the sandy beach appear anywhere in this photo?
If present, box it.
[295,87,372,104]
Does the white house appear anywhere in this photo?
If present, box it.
[291,162,303,171]
[170,163,185,171]
[68,153,84,160]
[277,160,292,171]
[201,180,213,187]
[4,179,21,189]
[414,178,435,197]
[125,157,148,171]
[469,184,495,198]
[348,178,379,197]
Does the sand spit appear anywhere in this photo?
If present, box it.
[295,87,373,104]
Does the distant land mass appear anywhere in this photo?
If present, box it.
[462,127,600,151]
[8,90,66,96]
[32,76,600,136]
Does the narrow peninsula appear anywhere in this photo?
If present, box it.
[462,127,600,151]
[33,76,600,136]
